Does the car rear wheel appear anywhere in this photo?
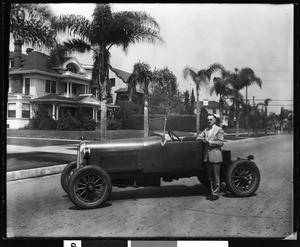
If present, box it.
[225,160,260,197]
[68,166,112,209]
[61,161,77,193]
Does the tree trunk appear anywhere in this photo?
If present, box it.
[196,91,200,135]
[100,99,107,141]
[246,86,250,136]
[144,96,149,137]
[265,106,268,135]
[235,111,240,137]
[99,45,107,141]
[219,97,223,128]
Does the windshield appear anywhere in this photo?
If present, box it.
[149,117,167,136]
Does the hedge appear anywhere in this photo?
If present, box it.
[123,114,209,132]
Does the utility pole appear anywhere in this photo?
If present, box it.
[253,96,257,133]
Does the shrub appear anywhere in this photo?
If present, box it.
[27,109,57,130]
[38,117,57,130]
[115,101,142,129]
[57,114,76,130]
[107,119,122,130]
[81,117,96,130]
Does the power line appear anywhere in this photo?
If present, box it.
[255,99,293,101]
[261,80,292,82]
[257,104,293,107]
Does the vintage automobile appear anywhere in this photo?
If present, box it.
[61,117,260,209]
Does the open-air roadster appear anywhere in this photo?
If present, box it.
[61,117,260,209]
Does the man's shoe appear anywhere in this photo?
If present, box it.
[209,195,219,201]
[206,194,213,200]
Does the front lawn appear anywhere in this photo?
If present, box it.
[7,129,144,140]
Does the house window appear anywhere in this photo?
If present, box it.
[24,78,30,95]
[46,80,56,93]
[213,108,217,114]
[45,80,51,93]
[72,84,77,95]
[22,103,30,118]
[91,87,96,96]
[10,60,14,68]
[8,103,16,118]
[51,81,56,93]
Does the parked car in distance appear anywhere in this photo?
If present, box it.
[61,117,261,209]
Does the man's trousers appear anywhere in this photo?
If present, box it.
[207,161,221,196]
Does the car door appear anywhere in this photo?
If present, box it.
[163,140,202,171]
[142,138,203,173]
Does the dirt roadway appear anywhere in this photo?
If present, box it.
[6,134,293,238]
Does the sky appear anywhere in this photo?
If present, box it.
[10,3,294,114]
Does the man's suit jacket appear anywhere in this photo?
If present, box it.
[196,124,224,163]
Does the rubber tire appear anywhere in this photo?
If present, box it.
[225,160,260,197]
[61,161,77,193]
[68,166,112,209]
[197,169,210,187]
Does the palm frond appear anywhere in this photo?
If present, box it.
[48,43,68,67]
[10,3,57,49]
[106,10,164,52]
[52,14,91,37]
[207,63,224,76]
[238,67,262,88]
[264,98,272,106]
[63,38,92,53]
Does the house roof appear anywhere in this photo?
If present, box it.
[110,67,131,83]
[18,51,59,75]
[30,93,119,108]
[30,93,75,103]
[9,51,27,60]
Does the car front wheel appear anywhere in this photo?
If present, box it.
[60,161,77,193]
[68,166,112,209]
[225,160,260,197]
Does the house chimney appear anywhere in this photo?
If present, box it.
[26,48,34,54]
[13,40,24,69]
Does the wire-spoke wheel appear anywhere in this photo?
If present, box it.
[68,166,112,209]
[226,160,260,197]
[61,161,77,193]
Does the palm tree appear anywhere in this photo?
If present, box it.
[237,68,262,135]
[210,69,235,127]
[230,90,245,136]
[226,69,246,136]
[51,4,163,140]
[10,3,57,49]
[127,62,154,137]
[183,63,224,135]
[262,98,271,134]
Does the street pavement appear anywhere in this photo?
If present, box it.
[6,134,281,182]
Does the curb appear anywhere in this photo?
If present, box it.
[224,134,279,145]
[6,134,282,182]
[7,164,67,182]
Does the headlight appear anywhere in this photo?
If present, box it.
[77,143,91,168]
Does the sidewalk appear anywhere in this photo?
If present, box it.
[6,133,280,182]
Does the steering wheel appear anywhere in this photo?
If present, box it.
[168,130,181,142]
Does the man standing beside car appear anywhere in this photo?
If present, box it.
[196,114,224,201]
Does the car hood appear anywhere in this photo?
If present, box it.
[83,136,161,153]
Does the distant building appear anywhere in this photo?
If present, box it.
[198,99,230,126]
[7,43,142,129]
